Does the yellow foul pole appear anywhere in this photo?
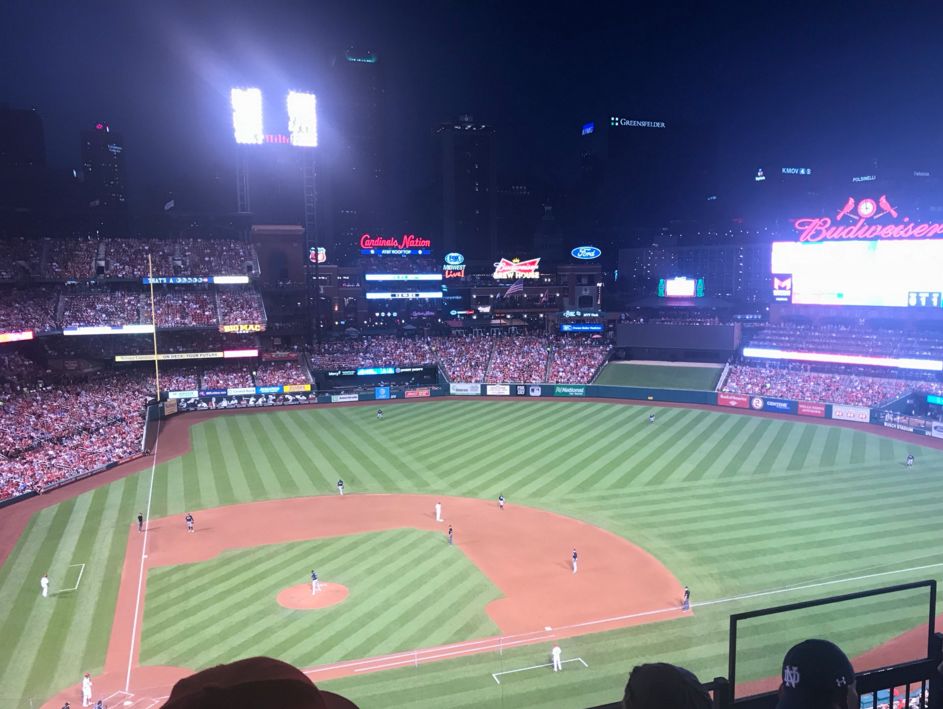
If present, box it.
[148,254,160,399]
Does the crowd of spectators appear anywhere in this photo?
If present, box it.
[104,238,177,278]
[308,336,435,370]
[255,360,310,386]
[429,335,493,382]
[217,289,266,325]
[747,322,943,359]
[485,336,549,383]
[44,238,99,279]
[0,288,58,332]
[153,291,218,328]
[721,364,921,406]
[200,364,256,390]
[0,373,147,500]
[61,291,142,328]
[0,237,43,279]
[178,238,256,276]
[547,336,611,383]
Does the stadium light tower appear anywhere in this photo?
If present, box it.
[229,86,322,348]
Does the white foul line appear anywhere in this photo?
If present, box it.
[125,419,161,692]
[492,657,588,684]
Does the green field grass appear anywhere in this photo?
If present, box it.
[594,362,724,390]
[2,400,943,708]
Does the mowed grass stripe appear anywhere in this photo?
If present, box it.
[528,408,659,496]
[228,414,284,500]
[635,411,732,486]
[726,419,781,476]
[314,414,402,491]
[213,418,256,502]
[263,414,326,493]
[278,410,362,491]
[296,415,384,491]
[751,419,797,475]
[203,422,238,506]
[339,410,440,489]
[478,403,622,497]
[678,415,752,482]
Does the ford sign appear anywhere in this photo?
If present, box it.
[444,252,465,266]
[571,246,601,260]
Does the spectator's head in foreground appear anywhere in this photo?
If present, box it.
[777,639,858,709]
[622,662,711,709]
[162,656,358,709]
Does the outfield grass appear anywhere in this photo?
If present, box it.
[2,400,943,708]
[594,362,724,390]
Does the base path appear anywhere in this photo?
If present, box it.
[44,493,684,707]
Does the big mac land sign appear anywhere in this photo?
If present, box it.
[794,195,943,242]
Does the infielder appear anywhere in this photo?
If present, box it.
[185,513,194,533]
[311,570,321,595]
[137,512,144,532]
[682,585,690,611]
[498,494,505,510]
[81,673,92,707]
[551,643,563,672]
[448,525,453,545]
[41,573,49,598]
[571,548,578,574]
[435,501,442,522]
[337,479,344,495]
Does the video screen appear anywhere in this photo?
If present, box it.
[658,276,704,298]
[771,240,943,308]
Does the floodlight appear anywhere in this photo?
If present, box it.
[287,91,318,147]
[231,88,264,145]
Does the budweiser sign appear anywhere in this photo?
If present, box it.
[794,195,943,242]
[493,257,541,279]
[360,233,431,250]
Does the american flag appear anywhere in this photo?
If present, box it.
[503,279,525,298]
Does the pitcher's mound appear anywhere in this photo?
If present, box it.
[277,583,349,609]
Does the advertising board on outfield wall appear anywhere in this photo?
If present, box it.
[331,393,359,403]
[375,386,391,400]
[718,393,749,408]
[405,387,431,398]
[554,385,586,397]
[831,404,871,422]
[486,384,511,396]
[798,402,826,417]
[933,422,943,440]
[450,383,481,395]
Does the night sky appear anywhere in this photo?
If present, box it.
[2,0,941,214]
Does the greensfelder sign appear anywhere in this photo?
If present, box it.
[554,385,586,397]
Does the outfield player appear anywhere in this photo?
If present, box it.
[137,512,144,532]
[571,548,578,574]
[337,479,344,495]
[311,570,321,595]
[81,673,92,707]
[376,408,383,419]
[448,525,453,545]
[41,573,49,598]
[435,500,442,522]
[185,513,194,533]
[648,413,655,424]
[907,453,915,468]
[498,494,505,510]
[551,643,563,672]
[682,586,690,611]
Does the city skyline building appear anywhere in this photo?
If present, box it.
[435,114,497,262]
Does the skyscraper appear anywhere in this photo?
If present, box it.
[80,123,128,234]
[0,106,46,230]
[325,47,386,262]
[435,115,497,262]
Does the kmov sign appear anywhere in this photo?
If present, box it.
[794,195,943,243]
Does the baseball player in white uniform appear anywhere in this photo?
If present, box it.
[41,573,49,598]
[435,501,442,522]
[311,570,321,595]
[551,644,562,672]
[81,673,92,707]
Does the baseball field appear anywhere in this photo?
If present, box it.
[2,398,943,708]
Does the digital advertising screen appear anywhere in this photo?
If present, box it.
[658,277,704,298]
[771,240,943,308]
